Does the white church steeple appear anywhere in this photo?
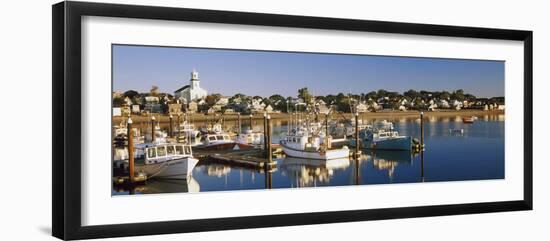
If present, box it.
[175,69,208,103]
[190,69,200,89]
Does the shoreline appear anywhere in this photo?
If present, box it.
[113,109,504,124]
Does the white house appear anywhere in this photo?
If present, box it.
[356,102,368,113]
[174,70,208,104]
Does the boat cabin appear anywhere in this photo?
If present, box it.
[144,143,193,164]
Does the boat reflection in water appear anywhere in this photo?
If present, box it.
[204,164,231,177]
[280,157,350,188]
[366,150,413,180]
[112,176,200,195]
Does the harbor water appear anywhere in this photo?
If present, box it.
[112,113,504,195]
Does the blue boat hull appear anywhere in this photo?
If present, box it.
[350,136,412,150]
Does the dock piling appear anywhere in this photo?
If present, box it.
[237,112,241,133]
[177,113,181,142]
[151,115,156,143]
[355,112,360,158]
[267,115,273,163]
[169,114,173,138]
[127,117,135,183]
[420,111,424,149]
[263,112,267,157]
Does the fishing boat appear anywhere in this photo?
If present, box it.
[115,143,199,179]
[235,129,264,146]
[280,124,350,160]
[113,121,145,145]
[176,121,202,146]
[200,123,225,135]
[145,125,168,144]
[199,133,238,150]
[350,121,412,150]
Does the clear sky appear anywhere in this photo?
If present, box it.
[113,44,504,98]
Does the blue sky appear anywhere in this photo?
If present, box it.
[113,45,504,98]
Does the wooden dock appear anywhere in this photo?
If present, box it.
[194,148,277,169]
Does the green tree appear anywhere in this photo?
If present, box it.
[440,91,451,100]
[452,89,465,101]
[123,90,139,99]
[150,85,159,96]
[113,97,125,107]
[205,93,221,107]
[298,87,313,104]
[269,94,286,111]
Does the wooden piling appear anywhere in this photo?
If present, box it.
[267,115,273,163]
[249,114,253,130]
[355,112,360,157]
[169,114,173,138]
[127,117,135,183]
[325,113,329,136]
[177,113,181,142]
[263,113,268,157]
[421,149,425,182]
[237,112,241,133]
[151,116,156,143]
[420,111,424,148]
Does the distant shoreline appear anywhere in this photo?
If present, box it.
[113,109,504,124]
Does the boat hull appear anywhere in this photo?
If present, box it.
[135,157,199,179]
[196,142,244,151]
[350,136,412,150]
[281,144,350,160]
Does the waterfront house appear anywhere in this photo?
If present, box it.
[356,102,368,113]
[144,96,162,113]
[113,106,131,117]
[168,103,183,115]
[207,107,217,114]
[265,105,274,113]
[250,98,266,113]
[314,99,330,114]
[131,104,140,114]
[438,99,450,109]
[187,101,198,113]
[123,96,133,106]
[112,91,123,99]
[113,107,121,117]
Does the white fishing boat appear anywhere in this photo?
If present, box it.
[280,124,350,160]
[350,121,412,150]
[133,143,199,179]
[113,121,145,145]
[199,133,238,150]
[235,129,264,146]
[145,125,168,144]
[176,121,202,146]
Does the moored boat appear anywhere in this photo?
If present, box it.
[176,121,202,146]
[280,124,350,160]
[235,129,264,146]
[462,116,475,123]
[115,143,199,179]
[350,121,412,150]
[198,133,238,150]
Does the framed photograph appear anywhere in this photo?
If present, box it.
[52,1,533,240]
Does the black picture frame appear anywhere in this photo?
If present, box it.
[52,1,533,240]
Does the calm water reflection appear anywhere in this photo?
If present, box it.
[112,114,504,195]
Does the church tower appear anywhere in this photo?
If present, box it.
[190,69,200,89]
